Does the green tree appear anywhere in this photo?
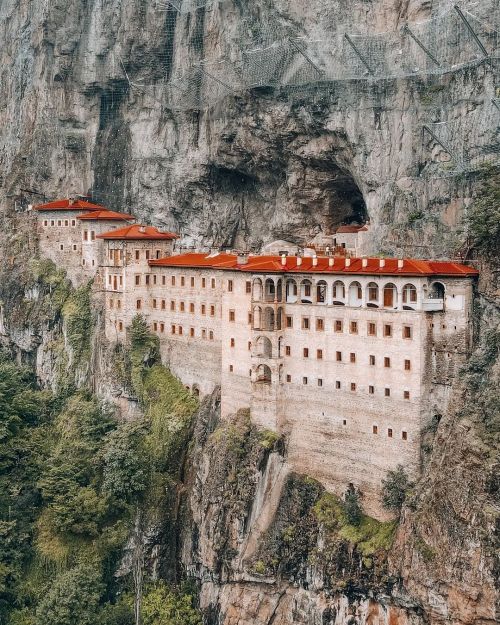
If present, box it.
[343,485,362,526]
[381,465,413,513]
[141,583,201,625]
[103,421,149,501]
[35,564,104,625]
[466,164,500,258]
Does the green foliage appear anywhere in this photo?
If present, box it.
[35,564,104,625]
[343,485,362,526]
[381,466,414,513]
[465,164,500,259]
[129,315,161,398]
[98,596,135,625]
[62,282,93,363]
[141,582,201,625]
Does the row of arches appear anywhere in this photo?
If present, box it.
[252,277,445,310]
[252,306,284,331]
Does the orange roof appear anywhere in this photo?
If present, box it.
[149,253,479,277]
[97,224,178,241]
[336,225,366,234]
[77,209,135,221]
[34,198,105,211]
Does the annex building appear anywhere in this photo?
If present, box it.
[34,198,479,517]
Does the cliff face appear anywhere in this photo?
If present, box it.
[1,0,499,623]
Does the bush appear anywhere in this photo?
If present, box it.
[141,582,201,625]
[343,485,362,526]
[466,164,500,258]
[381,465,413,513]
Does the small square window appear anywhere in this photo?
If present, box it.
[350,382,356,391]
[350,353,356,363]
[317,349,323,360]
[385,388,391,397]
[403,325,412,339]
[343,419,347,426]
[336,380,341,389]
[405,359,411,371]
[230,338,235,347]
[318,378,323,387]
[246,281,252,294]
[384,324,392,337]
[336,351,342,362]
[286,374,292,383]
[402,431,408,440]
[303,348,309,358]
[285,346,291,356]
[59,244,64,251]
[73,244,77,251]
[190,328,195,337]
[372,425,378,434]
[388,428,393,438]
[350,321,358,334]
[369,385,374,394]
[229,364,234,372]
[335,320,343,333]
[209,331,214,340]
[316,318,324,331]
[404,391,410,400]
[153,322,158,331]
[286,316,293,328]
[136,300,142,310]
[384,357,391,368]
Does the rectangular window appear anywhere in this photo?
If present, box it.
[388,428,393,438]
[135,250,140,260]
[110,299,114,309]
[317,349,323,360]
[350,382,356,391]
[373,425,378,434]
[181,276,185,286]
[229,310,235,322]
[64,220,69,227]
[336,351,342,362]
[170,301,175,311]
[230,338,235,347]
[135,275,140,286]
[209,330,214,340]
[153,275,157,285]
[109,250,113,260]
[72,244,77,251]
[318,378,323,387]
[385,388,391,397]
[160,323,165,333]
[228,280,233,292]
[118,321,123,331]
[161,300,166,310]
[179,326,183,336]
[286,316,293,328]
[350,321,358,334]
[145,275,150,286]
[210,305,215,317]
[369,355,375,366]
[71,219,75,226]
[350,353,356,363]
[302,317,310,330]
[153,322,158,332]
[368,322,376,336]
[369,385,374,394]
[162,276,166,286]
[303,348,309,358]
[117,300,121,309]
[384,324,392,337]
[202,329,207,339]
[156,250,161,259]
[191,277,195,287]
[404,391,410,400]
[43,220,48,226]
[57,220,62,226]
[180,302,185,312]
[189,303,195,313]
[286,374,292,383]
[145,250,150,260]
[384,357,391,368]
[246,281,252,294]
[336,381,341,389]
[405,359,411,371]
[402,431,408,440]
[211,278,216,289]
[90,231,95,241]
[119,276,123,287]
[248,342,252,351]
[285,346,291,356]
[335,320,343,333]
[50,220,55,226]
[403,325,412,339]
[136,300,142,310]
[316,318,324,331]
[343,419,347,426]
[153,299,157,309]
[202,278,206,288]
[83,230,88,241]
[229,364,234,372]
[303,377,308,385]
[171,276,176,286]
[190,328,195,337]
[201,304,206,315]
[248,312,252,325]
[171,325,176,335]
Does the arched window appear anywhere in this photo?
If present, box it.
[263,307,275,331]
[286,279,298,304]
[252,278,263,302]
[366,282,379,307]
[276,307,284,331]
[276,279,283,303]
[316,280,328,304]
[332,281,346,305]
[256,364,272,384]
[300,279,313,304]
[383,283,398,308]
[265,279,276,303]
[255,336,273,358]
[253,305,262,330]
[430,282,445,299]
[348,281,362,307]
[402,283,417,308]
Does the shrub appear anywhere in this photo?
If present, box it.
[141,582,201,625]
[466,164,500,258]
[343,485,362,526]
[381,465,413,513]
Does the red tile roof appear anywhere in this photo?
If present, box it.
[77,209,135,221]
[97,224,178,241]
[34,198,105,211]
[336,225,366,234]
[149,253,479,277]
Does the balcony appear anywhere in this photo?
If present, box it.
[422,298,444,312]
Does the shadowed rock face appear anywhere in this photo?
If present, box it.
[0,0,495,256]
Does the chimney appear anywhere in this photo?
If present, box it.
[345,258,351,267]
[379,258,385,268]
[362,258,368,268]
[237,253,248,265]
[281,254,287,266]
[398,259,404,269]
[312,256,318,267]
[297,256,302,267]
[329,257,334,267]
